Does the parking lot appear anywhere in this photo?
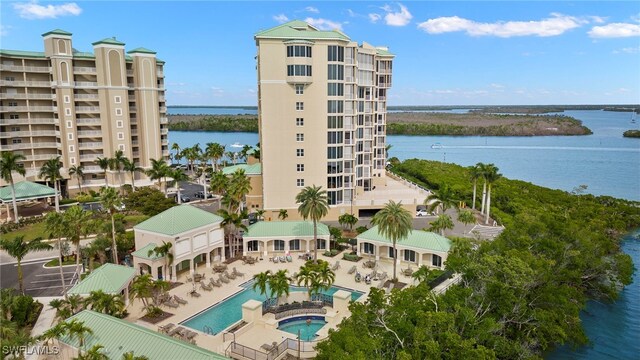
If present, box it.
[0,258,79,297]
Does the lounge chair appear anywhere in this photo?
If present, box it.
[186,274,193,282]
[167,326,183,337]
[201,282,212,291]
[185,330,198,341]
[355,272,362,282]
[232,267,245,278]
[365,274,372,285]
[189,290,201,298]
[286,255,293,262]
[376,279,385,288]
[174,295,188,305]
[279,256,286,263]
[209,278,221,287]
[331,261,340,270]
[385,283,394,294]
[272,256,279,263]
[225,271,237,280]
[158,323,175,333]
[219,274,230,283]
[347,265,357,274]
[164,299,179,308]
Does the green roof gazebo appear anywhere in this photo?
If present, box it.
[67,263,136,305]
[0,181,57,222]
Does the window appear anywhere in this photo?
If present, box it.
[327,116,343,129]
[115,108,123,116]
[327,190,342,205]
[67,133,73,140]
[118,144,125,151]
[328,83,344,96]
[116,120,124,128]
[327,161,343,174]
[65,108,71,116]
[117,132,124,140]
[68,145,74,153]
[327,100,343,113]
[327,177,342,189]
[296,118,304,126]
[10,127,20,132]
[5,77,15,81]
[363,243,375,255]
[66,121,72,129]
[9,114,19,119]
[404,250,416,263]
[114,96,121,104]
[327,65,344,80]
[327,147,343,159]
[432,254,442,267]
[287,65,312,77]
[296,149,304,157]
[388,247,395,258]
[296,164,305,172]
[274,240,285,251]
[296,102,304,111]
[12,139,22,144]
[296,133,304,142]
[247,240,259,252]
[64,95,70,104]
[286,45,312,58]
[316,239,326,250]
[296,178,305,187]
[327,46,344,62]
[70,157,76,165]
[295,84,304,95]
[289,239,300,251]
[327,131,343,144]
[8,102,17,107]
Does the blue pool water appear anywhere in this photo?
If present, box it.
[278,316,327,341]
[181,281,363,335]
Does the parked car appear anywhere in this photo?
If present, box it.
[194,191,214,199]
[175,194,191,203]
[247,213,258,225]
[416,209,429,217]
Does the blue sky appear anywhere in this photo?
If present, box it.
[1,1,639,106]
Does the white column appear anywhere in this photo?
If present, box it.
[124,286,130,306]
[171,264,177,282]
[375,245,380,261]
[262,241,268,258]
[189,258,194,275]
[206,252,211,268]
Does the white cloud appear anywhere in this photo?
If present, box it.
[417,13,585,37]
[168,82,187,86]
[0,25,10,36]
[382,4,412,26]
[248,89,256,93]
[490,83,505,89]
[347,9,359,18]
[14,1,82,20]
[273,14,289,24]
[613,46,640,54]
[589,16,607,24]
[588,23,640,38]
[305,6,319,14]
[304,17,342,31]
[369,13,381,23]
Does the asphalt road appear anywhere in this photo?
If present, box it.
[0,258,79,297]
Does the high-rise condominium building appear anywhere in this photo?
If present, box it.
[255,21,393,218]
[0,29,169,193]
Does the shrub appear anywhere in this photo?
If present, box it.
[123,187,176,216]
[343,253,361,262]
[59,198,78,205]
[75,193,94,203]
[11,295,41,327]
[355,226,368,234]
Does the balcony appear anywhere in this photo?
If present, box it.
[162,150,170,157]
[131,140,139,146]
[161,139,168,145]
[157,69,164,77]
[0,80,54,87]
[159,106,167,113]
[76,118,101,125]
[0,64,51,72]
[160,128,168,135]
[75,106,100,113]
[132,151,140,158]
[0,118,58,125]
[77,130,102,137]
[25,154,57,161]
[74,81,98,88]
[126,69,134,76]
[158,95,166,102]
[0,106,57,112]
[0,93,55,100]
[83,165,103,173]
[2,142,59,150]
[128,95,136,102]
[78,142,103,149]
[378,82,392,88]
[80,154,100,161]
[74,94,99,101]
[160,117,168,124]
[129,106,137,113]
[73,66,97,74]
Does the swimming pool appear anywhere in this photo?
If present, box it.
[278,316,326,341]
[181,281,364,335]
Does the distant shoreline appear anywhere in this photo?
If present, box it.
[168,112,593,136]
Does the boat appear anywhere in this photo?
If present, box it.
[230,142,243,148]
[431,142,443,149]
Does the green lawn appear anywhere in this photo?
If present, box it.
[44,258,76,267]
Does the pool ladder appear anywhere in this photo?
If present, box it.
[202,325,214,335]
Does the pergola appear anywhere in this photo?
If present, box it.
[0,181,57,221]
[67,263,136,305]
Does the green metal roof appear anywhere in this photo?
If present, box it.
[58,310,229,359]
[131,243,163,261]
[68,264,135,295]
[156,58,166,64]
[245,221,330,238]
[92,37,125,46]
[255,20,350,41]
[128,47,156,55]
[358,226,452,252]
[0,49,46,58]
[134,204,222,236]
[376,48,395,57]
[41,29,72,37]
[221,163,261,176]
[0,181,56,203]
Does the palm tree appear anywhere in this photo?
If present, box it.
[45,211,69,299]
[478,163,489,215]
[76,344,108,360]
[0,152,26,223]
[146,158,170,195]
[122,158,142,191]
[228,169,252,213]
[63,319,93,352]
[428,214,454,236]
[469,163,483,210]
[457,209,476,233]
[278,209,288,220]
[255,209,266,221]
[484,164,502,224]
[111,150,126,192]
[83,290,125,317]
[240,144,252,162]
[148,241,173,281]
[217,209,248,258]
[63,205,93,275]
[68,165,85,194]
[170,143,181,165]
[39,323,65,351]
[39,156,63,212]
[0,236,52,294]
[130,274,154,308]
[338,213,358,231]
[315,260,336,289]
[95,157,111,187]
[268,269,290,305]
[295,265,316,291]
[424,184,458,215]
[122,352,149,360]
[205,142,225,172]
[209,170,228,208]
[252,271,272,301]
[170,168,189,204]
[100,187,122,264]
[296,185,329,262]
[371,200,412,281]
[411,265,432,283]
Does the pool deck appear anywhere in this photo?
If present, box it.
[126,251,418,356]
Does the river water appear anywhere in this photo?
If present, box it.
[168,107,640,358]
